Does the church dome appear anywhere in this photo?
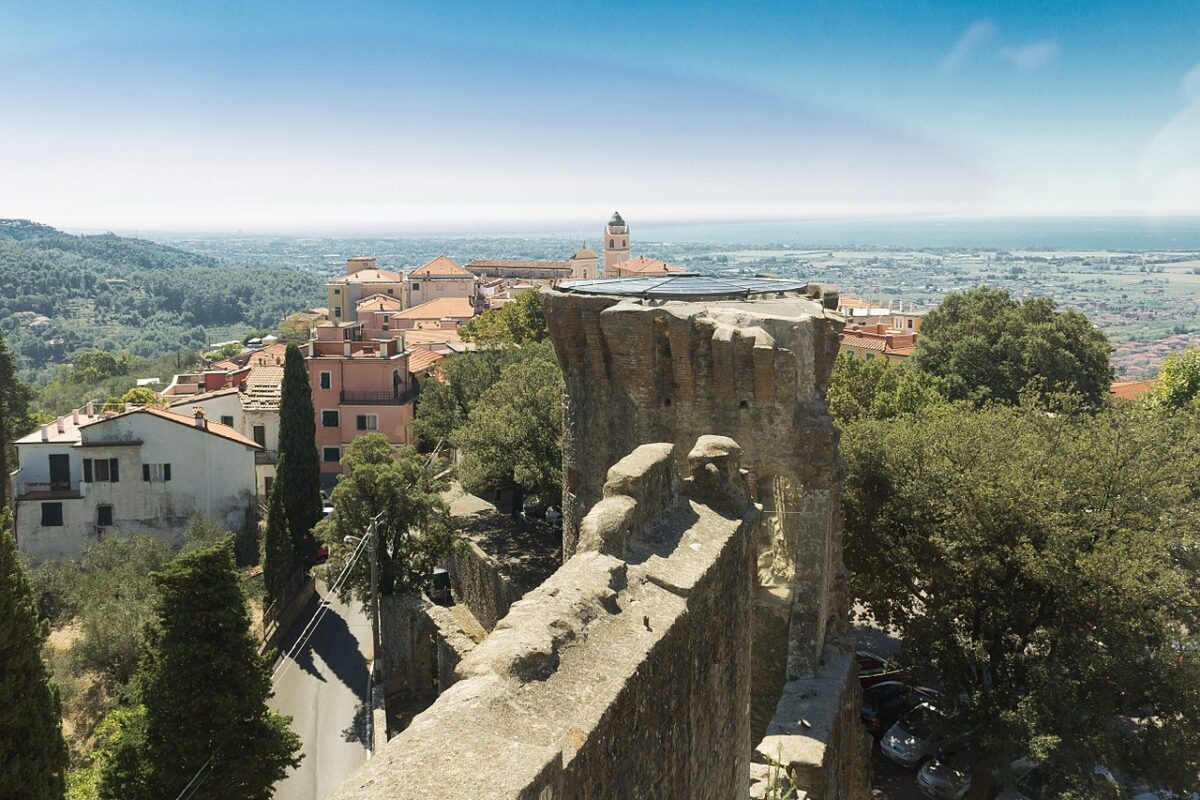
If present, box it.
[572,245,598,259]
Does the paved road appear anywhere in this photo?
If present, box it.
[269,584,373,800]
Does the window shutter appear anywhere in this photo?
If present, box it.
[83,459,93,483]
[143,464,151,481]
[164,464,171,482]
[109,458,119,483]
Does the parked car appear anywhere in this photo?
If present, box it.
[880,702,952,769]
[917,750,1034,800]
[521,495,547,519]
[860,681,940,737]
[996,764,1121,800]
[427,567,452,604]
[858,649,915,689]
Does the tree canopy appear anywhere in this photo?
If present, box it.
[457,288,547,346]
[0,332,34,507]
[451,341,563,502]
[1151,347,1200,410]
[0,509,69,800]
[320,435,458,603]
[842,401,1200,797]
[826,351,948,426]
[96,540,300,800]
[912,286,1112,407]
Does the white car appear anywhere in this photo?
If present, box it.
[996,764,1120,800]
[881,702,948,769]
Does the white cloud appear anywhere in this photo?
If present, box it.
[999,40,1060,69]
[1139,64,1200,214]
[941,20,996,70]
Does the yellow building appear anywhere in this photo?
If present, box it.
[325,257,406,322]
[405,255,478,307]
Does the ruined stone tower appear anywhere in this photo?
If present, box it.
[603,211,630,276]
[543,273,848,695]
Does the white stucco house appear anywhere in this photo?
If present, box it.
[167,364,282,499]
[9,403,261,562]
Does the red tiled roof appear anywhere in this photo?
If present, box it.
[411,255,473,277]
[357,293,405,312]
[614,256,685,276]
[393,297,476,320]
[408,349,445,373]
[333,268,404,283]
[465,259,570,271]
[85,406,261,448]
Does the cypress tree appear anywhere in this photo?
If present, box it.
[276,344,322,565]
[98,540,301,800]
[0,333,33,509]
[262,467,297,605]
[0,509,69,800]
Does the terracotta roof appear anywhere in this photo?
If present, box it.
[246,342,288,367]
[356,293,405,312]
[80,406,261,448]
[331,268,404,284]
[1111,379,1159,400]
[410,255,473,277]
[465,259,570,272]
[404,328,464,347]
[613,256,685,275]
[408,349,445,373]
[393,297,476,320]
[167,387,241,406]
[241,366,284,411]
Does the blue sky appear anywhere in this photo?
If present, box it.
[1,1,1198,232]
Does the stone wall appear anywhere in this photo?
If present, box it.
[445,539,518,632]
[379,594,478,703]
[330,437,759,800]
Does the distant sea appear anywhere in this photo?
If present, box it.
[569,217,1200,251]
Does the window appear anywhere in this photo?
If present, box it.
[86,457,120,483]
[142,463,171,482]
[334,307,342,317]
[252,425,266,447]
[411,281,421,291]
[41,503,63,526]
[97,505,113,527]
[220,415,234,427]
[609,238,614,248]
[323,447,340,463]
[322,410,340,427]
[907,319,914,329]
[333,288,341,294]
[356,414,378,431]
[320,371,331,389]
[382,320,390,331]
[387,288,394,294]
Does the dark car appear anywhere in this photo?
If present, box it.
[861,681,940,737]
[858,650,916,689]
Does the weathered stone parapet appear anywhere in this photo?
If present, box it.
[754,646,872,800]
[446,539,520,632]
[330,438,758,800]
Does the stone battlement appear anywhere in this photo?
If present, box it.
[330,438,760,800]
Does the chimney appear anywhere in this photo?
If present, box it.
[72,409,80,424]
[193,407,207,429]
[86,400,95,417]
[344,341,352,357]
[56,416,65,434]
[40,424,50,442]
[379,339,389,358]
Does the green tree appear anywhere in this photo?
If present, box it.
[262,473,297,605]
[458,288,547,346]
[0,509,69,800]
[451,343,563,507]
[70,351,125,385]
[275,343,322,565]
[118,387,156,407]
[912,286,1112,406]
[96,540,301,800]
[842,402,1200,797]
[0,332,34,508]
[322,435,457,603]
[826,351,947,426]
[1151,347,1200,409]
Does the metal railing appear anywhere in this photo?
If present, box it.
[254,449,278,465]
[16,480,80,496]
[339,386,418,405]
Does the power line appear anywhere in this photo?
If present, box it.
[171,528,373,800]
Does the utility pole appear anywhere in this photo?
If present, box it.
[368,515,381,684]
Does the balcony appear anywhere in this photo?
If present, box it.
[255,449,278,465]
[16,480,82,500]
[339,387,418,405]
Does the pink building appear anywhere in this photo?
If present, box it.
[304,321,416,487]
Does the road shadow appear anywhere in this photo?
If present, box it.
[276,593,370,699]
[341,699,370,746]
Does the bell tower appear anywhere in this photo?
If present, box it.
[603,211,630,277]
